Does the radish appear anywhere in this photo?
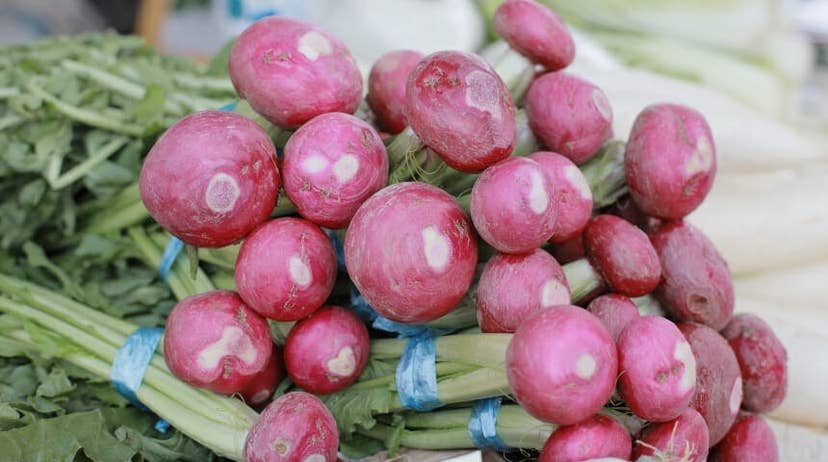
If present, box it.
[721,314,787,413]
[538,414,632,462]
[710,413,779,462]
[525,72,613,165]
[549,235,585,265]
[476,249,570,333]
[678,322,743,446]
[367,49,424,134]
[228,16,362,129]
[493,0,575,71]
[583,215,661,297]
[651,221,734,330]
[344,182,478,323]
[243,391,338,462]
[632,408,710,462]
[617,316,697,422]
[470,157,557,253]
[163,290,273,395]
[235,218,337,321]
[528,151,593,243]
[586,294,639,342]
[607,195,659,233]
[240,345,285,407]
[139,110,279,248]
[283,305,369,395]
[506,305,618,425]
[281,113,389,228]
[625,103,716,220]
[405,50,516,172]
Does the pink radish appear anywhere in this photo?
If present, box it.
[406,50,516,172]
[651,221,734,331]
[625,103,716,220]
[344,182,477,323]
[235,218,337,321]
[617,316,697,422]
[470,157,557,253]
[163,290,273,395]
[633,408,710,462]
[228,16,362,129]
[528,151,593,243]
[721,314,787,413]
[710,413,779,462]
[506,305,618,425]
[525,72,613,165]
[678,322,743,446]
[284,306,370,395]
[139,110,279,248]
[585,294,639,342]
[493,0,575,71]
[549,235,585,265]
[367,49,424,134]
[243,391,339,462]
[583,215,662,297]
[240,345,285,407]
[476,249,570,333]
[538,414,631,462]
[282,113,389,228]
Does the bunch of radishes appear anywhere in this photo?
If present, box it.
[137,0,789,461]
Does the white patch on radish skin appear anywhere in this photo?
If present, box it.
[464,70,501,119]
[575,353,597,379]
[527,170,549,214]
[422,226,450,270]
[332,155,359,182]
[326,346,357,377]
[729,377,743,415]
[564,164,592,200]
[591,88,612,122]
[541,279,568,308]
[297,31,332,61]
[197,326,258,370]
[288,256,312,287]
[674,340,696,392]
[303,455,326,462]
[250,390,270,404]
[205,173,240,213]
[302,155,328,174]
[685,136,714,176]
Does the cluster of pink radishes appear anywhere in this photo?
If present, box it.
[136,0,788,461]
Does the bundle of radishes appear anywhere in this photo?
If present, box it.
[135,1,790,460]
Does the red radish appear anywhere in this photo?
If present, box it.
[617,316,697,422]
[549,235,585,265]
[586,294,639,342]
[583,215,662,297]
[651,221,734,331]
[538,414,631,462]
[281,113,389,228]
[163,291,273,395]
[284,306,369,395]
[139,111,279,248]
[608,195,659,233]
[525,72,613,165]
[240,345,285,407]
[243,391,338,462]
[721,314,787,413]
[367,50,424,134]
[470,157,558,253]
[506,305,618,425]
[228,17,362,129]
[625,103,716,220]
[633,408,710,462]
[235,218,337,321]
[406,50,516,172]
[476,249,570,333]
[709,413,779,462]
[344,182,477,323]
[678,322,743,446]
[493,0,575,71]
[528,151,593,242]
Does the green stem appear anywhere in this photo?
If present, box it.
[172,73,236,93]
[563,258,605,302]
[581,140,628,209]
[385,127,425,170]
[81,199,148,235]
[0,87,21,98]
[632,294,667,317]
[49,136,130,189]
[0,114,26,131]
[369,334,510,366]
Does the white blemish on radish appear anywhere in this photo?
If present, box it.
[685,136,714,176]
[541,279,568,308]
[326,346,356,376]
[575,353,597,379]
[197,326,257,369]
[674,340,696,392]
[729,376,743,414]
[421,226,450,270]
[205,173,240,213]
[303,455,325,462]
[591,88,612,121]
[565,164,592,200]
[464,70,501,119]
[250,390,270,404]
[297,31,332,61]
[333,155,359,182]
[302,155,328,174]
[527,170,549,214]
[288,256,312,286]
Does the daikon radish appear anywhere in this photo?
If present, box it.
[734,261,828,312]
[766,418,828,462]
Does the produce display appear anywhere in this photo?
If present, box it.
[0,0,809,461]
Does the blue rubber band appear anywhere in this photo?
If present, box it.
[468,397,511,450]
[323,228,346,272]
[218,101,239,112]
[349,286,451,338]
[395,331,443,411]
[111,327,170,432]
[158,236,184,282]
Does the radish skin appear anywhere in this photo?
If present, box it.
[539,414,632,462]
[528,151,593,243]
[633,408,710,462]
[586,294,639,342]
[239,345,284,407]
[710,413,779,462]
[493,0,575,71]
[367,50,424,134]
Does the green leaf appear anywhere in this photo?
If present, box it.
[36,367,75,398]
[130,84,165,126]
